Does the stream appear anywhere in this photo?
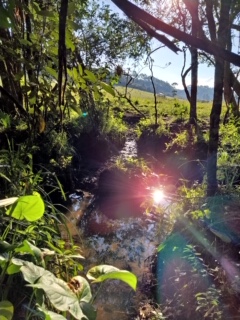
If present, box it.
[63,128,240,319]
[65,131,170,319]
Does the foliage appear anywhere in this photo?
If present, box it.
[75,0,151,68]
[0,111,11,131]
[171,102,189,121]
[217,120,240,190]
[0,192,137,319]
[166,129,189,149]
[0,0,150,181]
[6,194,44,221]
[195,287,222,320]
[0,0,240,318]
[0,134,137,318]
[166,123,202,150]
[115,157,152,176]
[152,167,240,319]
[0,140,39,197]
[87,265,137,291]
[136,117,169,138]
[174,182,206,217]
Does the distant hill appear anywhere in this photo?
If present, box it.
[177,86,213,101]
[116,74,213,101]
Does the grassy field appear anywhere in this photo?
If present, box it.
[113,86,227,122]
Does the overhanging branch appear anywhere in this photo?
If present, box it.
[133,17,180,53]
[111,0,240,67]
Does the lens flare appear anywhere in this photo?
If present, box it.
[152,189,165,204]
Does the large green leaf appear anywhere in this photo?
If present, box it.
[0,254,7,268]
[7,257,24,275]
[37,306,67,320]
[99,81,115,97]
[44,66,58,80]
[15,240,43,263]
[67,21,81,31]
[20,261,53,284]
[66,30,75,51]
[84,70,97,83]
[6,194,45,221]
[87,265,137,291]
[0,300,14,320]
[7,263,21,275]
[68,276,92,303]
[30,279,85,320]
[21,262,87,320]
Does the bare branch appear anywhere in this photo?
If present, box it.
[181,48,191,103]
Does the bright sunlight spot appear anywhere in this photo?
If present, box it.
[152,189,165,204]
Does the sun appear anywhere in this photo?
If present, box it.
[152,189,165,204]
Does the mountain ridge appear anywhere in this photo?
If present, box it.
[116,74,213,101]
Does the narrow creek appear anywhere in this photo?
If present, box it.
[65,131,171,319]
[63,126,240,319]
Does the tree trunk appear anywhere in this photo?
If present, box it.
[223,29,239,118]
[183,0,199,124]
[206,0,232,196]
[207,58,224,195]
[189,48,198,124]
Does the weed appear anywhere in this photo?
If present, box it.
[218,120,240,189]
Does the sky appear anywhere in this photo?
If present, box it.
[102,0,215,89]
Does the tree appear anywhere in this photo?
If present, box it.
[111,0,240,65]
[206,0,233,195]
[74,0,151,69]
[111,0,240,195]
[172,82,178,97]
[154,0,199,123]
[0,0,151,135]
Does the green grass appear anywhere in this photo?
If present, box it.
[111,86,227,124]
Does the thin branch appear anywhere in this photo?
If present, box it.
[147,57,158,126]
[146,45,165,57]
[115,88,147,118]
[181,48,191,103]
[198,51,215,66]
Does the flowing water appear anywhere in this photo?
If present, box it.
[66,196,167,320]
[119,131,138,159]
[65,132,169,319]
